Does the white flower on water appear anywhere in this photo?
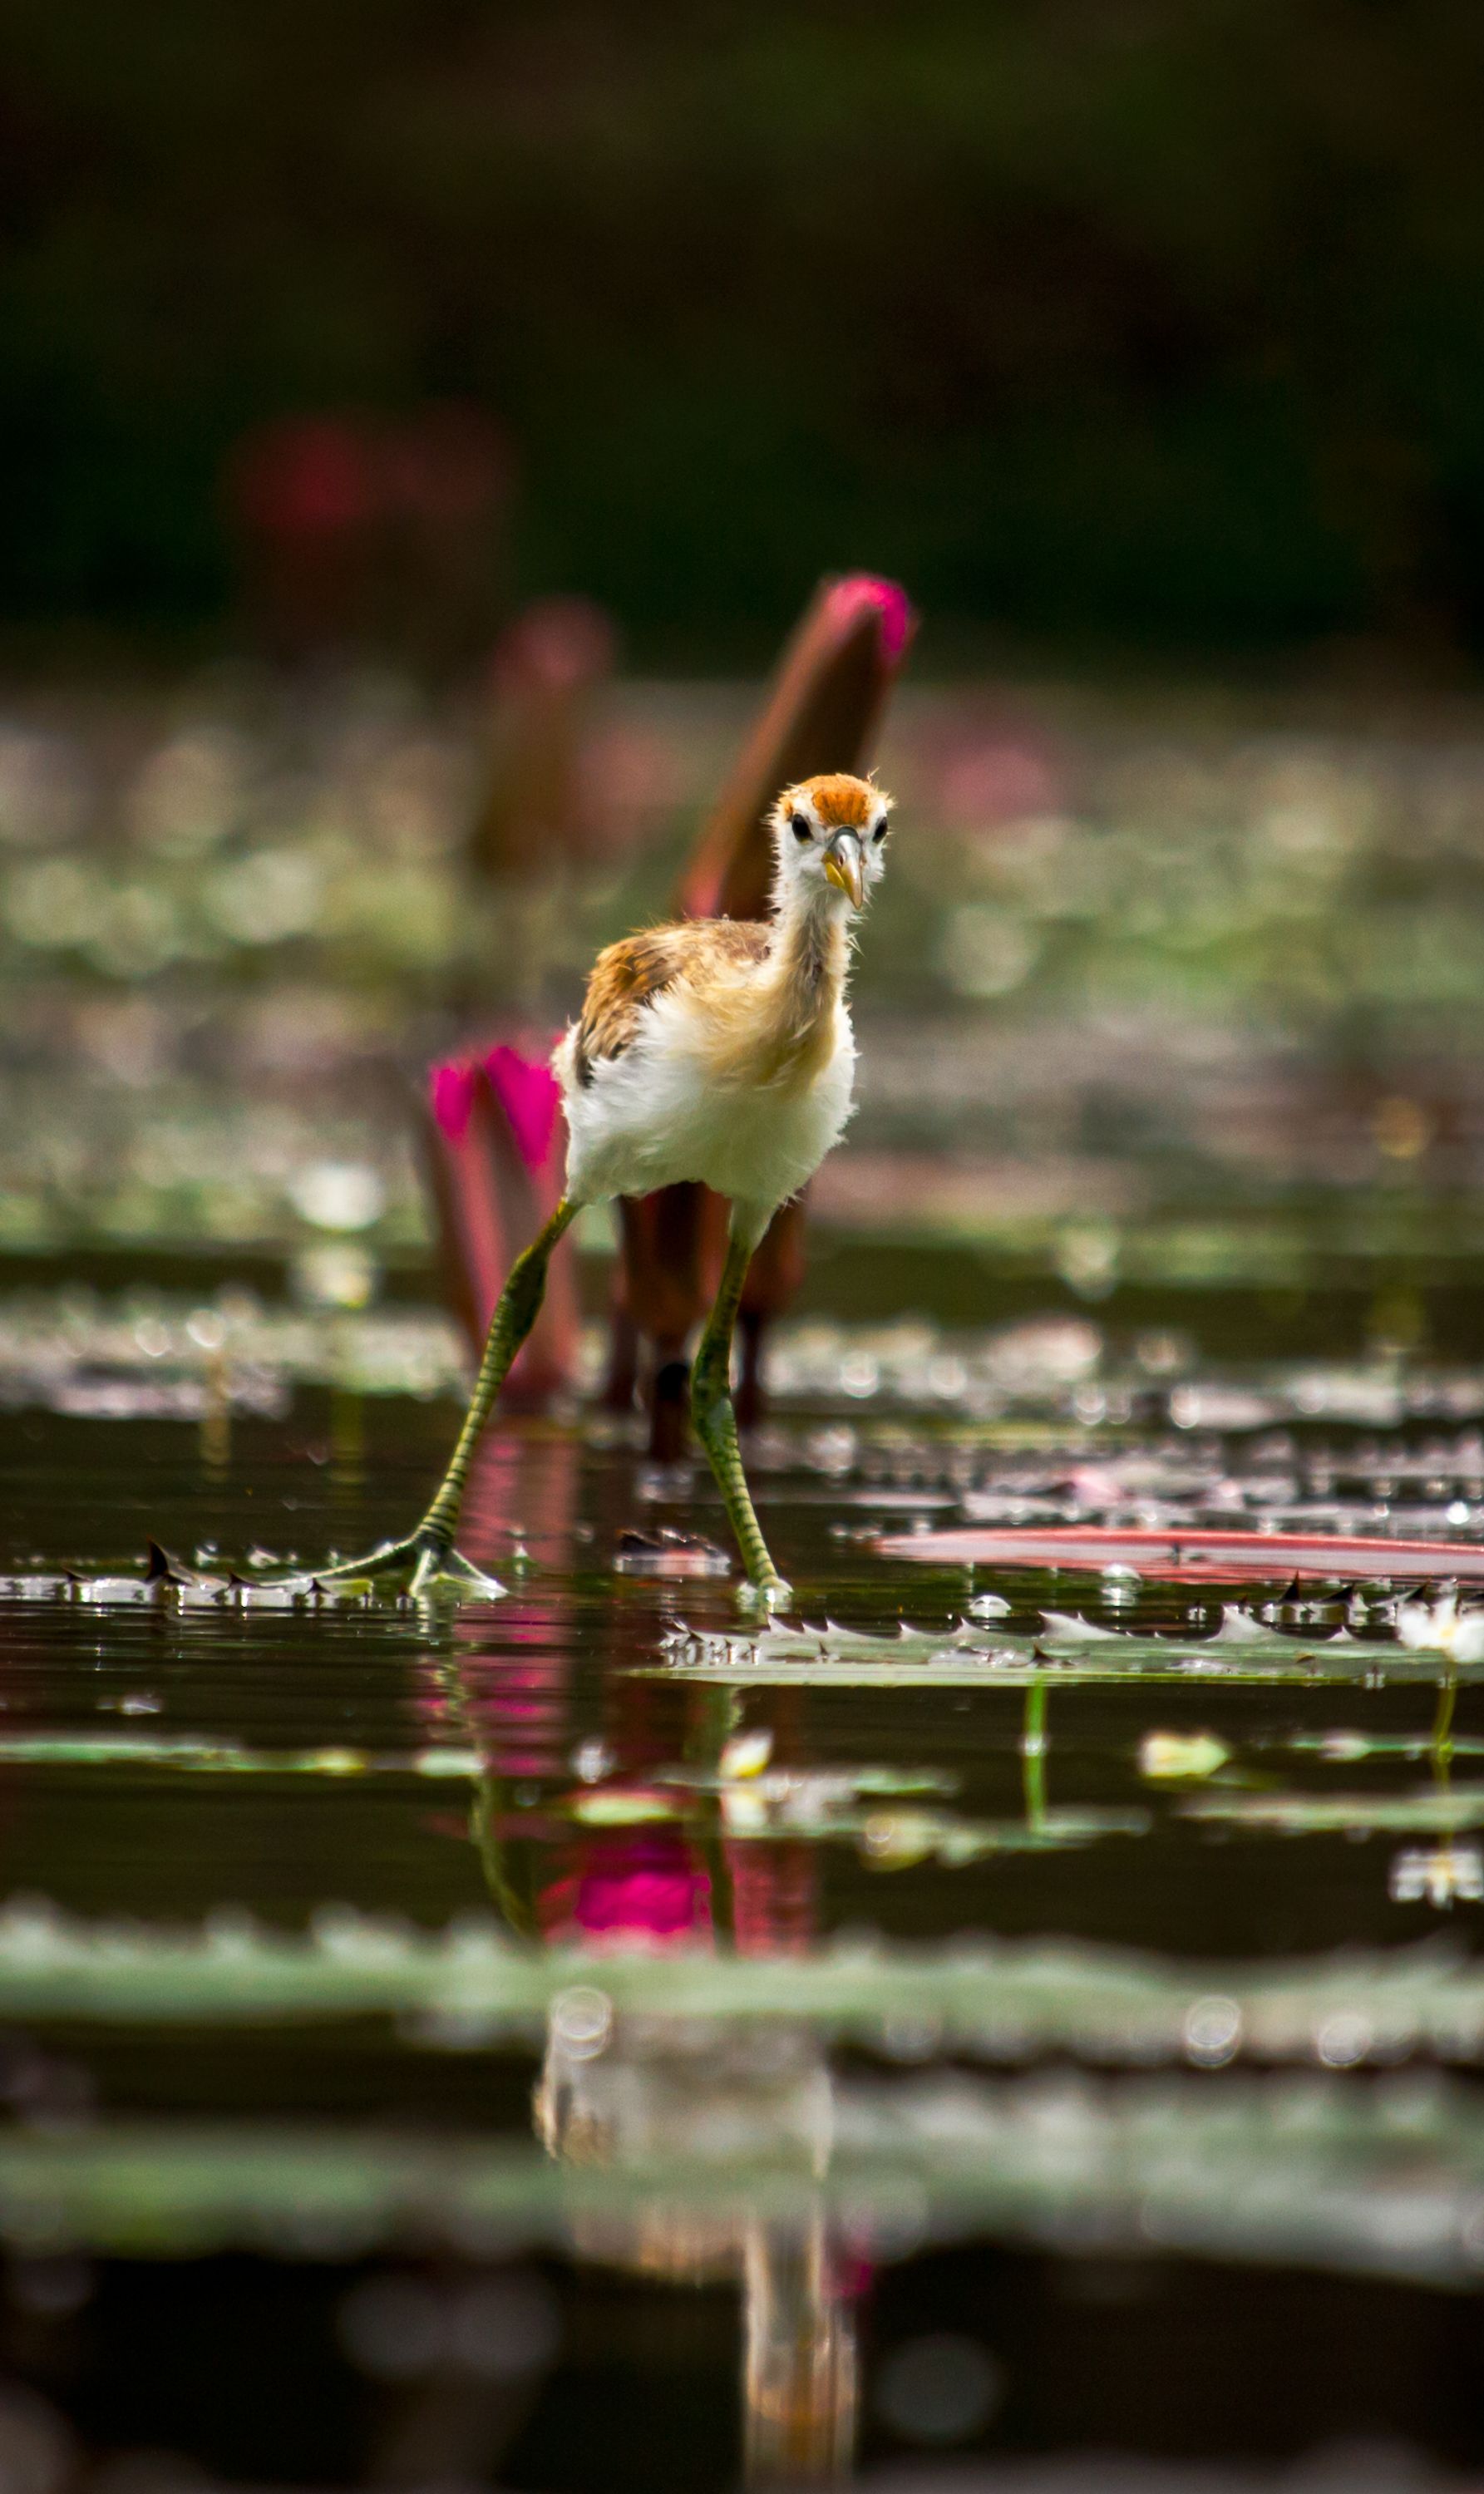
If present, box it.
[718,1729,773,1781]
[1395,1591,1484,1662]
[1390,1843,1484,1908]
[1138,1730,1230,1782]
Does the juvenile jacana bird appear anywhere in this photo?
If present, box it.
[626,573,915,1451]
[321,769,894,1605]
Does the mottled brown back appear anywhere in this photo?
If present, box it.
[572,919,770,1085]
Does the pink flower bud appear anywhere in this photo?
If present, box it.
[484,1044,561,1172]
[429,1057,479,1144]
[824,572,915,667]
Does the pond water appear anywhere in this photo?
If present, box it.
[7,669,1484,2482]
[4,1250,1484,2491]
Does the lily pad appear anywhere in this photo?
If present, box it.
[875,1525,1484,1582]
[648,1614,1468,1689]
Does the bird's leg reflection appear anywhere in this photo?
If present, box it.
[1022,1679,1048,1833]
[1430,1668,1457,1782]
[744,2207,856,2483]
[535,1994,857,2481]
[1430,1664,1462,1891]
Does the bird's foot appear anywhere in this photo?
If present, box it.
[302,1529,505,1604]
[737,1570,793,1616]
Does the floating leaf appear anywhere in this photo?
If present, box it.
[649,1615,1467,1690]
[876,1525,1484,1583]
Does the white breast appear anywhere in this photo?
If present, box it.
[555,996,857,1218]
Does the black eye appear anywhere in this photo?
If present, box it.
[872,816,889,843]
[790,811,811,840]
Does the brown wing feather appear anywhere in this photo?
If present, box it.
[572,919,770,1086]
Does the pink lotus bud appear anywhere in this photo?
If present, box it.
[429,1057,480,1144]
[484,1044,561,1173]
[677,569,916,925]
[822,572,915,666]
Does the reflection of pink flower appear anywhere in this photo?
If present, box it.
[230,416,377,537]
[385,403,508,525]
[494,596,615,698]
[728,1837,816,1957]
[823,573,915,665]
[939,739,1062,830]
[567,1831,712,1945]
[485,1045,561,1172]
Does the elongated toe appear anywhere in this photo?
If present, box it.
[407,1544,506,1601]
[737,1571,793,1615]
[297,1532,505,1604]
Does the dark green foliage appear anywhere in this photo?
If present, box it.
[6,0,1484,658]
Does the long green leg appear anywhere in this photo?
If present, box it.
[314,1197,578,1598]
[692,1216,791,1607]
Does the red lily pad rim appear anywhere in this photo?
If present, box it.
[873,1525,1484,1582]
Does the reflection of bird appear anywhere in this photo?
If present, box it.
[323,770,893,1604]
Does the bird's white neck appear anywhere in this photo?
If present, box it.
[763,880,852,1040]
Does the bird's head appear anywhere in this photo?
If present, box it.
[770,771,892,916]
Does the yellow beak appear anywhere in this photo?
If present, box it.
[822,833,865,909]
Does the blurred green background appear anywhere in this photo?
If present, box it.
[7,0,1484,668]
[7,0,1484,1355]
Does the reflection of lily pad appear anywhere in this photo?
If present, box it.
[663,1763,954,1802]
[565,1787,686,1826]
[7,2073,1484,2289]
[1183,1787,1484,1836]
[8,1904,1484,2068]
[1284,1732,1484,1763]
[857,1805,1148,1869]
[0,1736,481,1779]
[666,1762,1146,1864]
